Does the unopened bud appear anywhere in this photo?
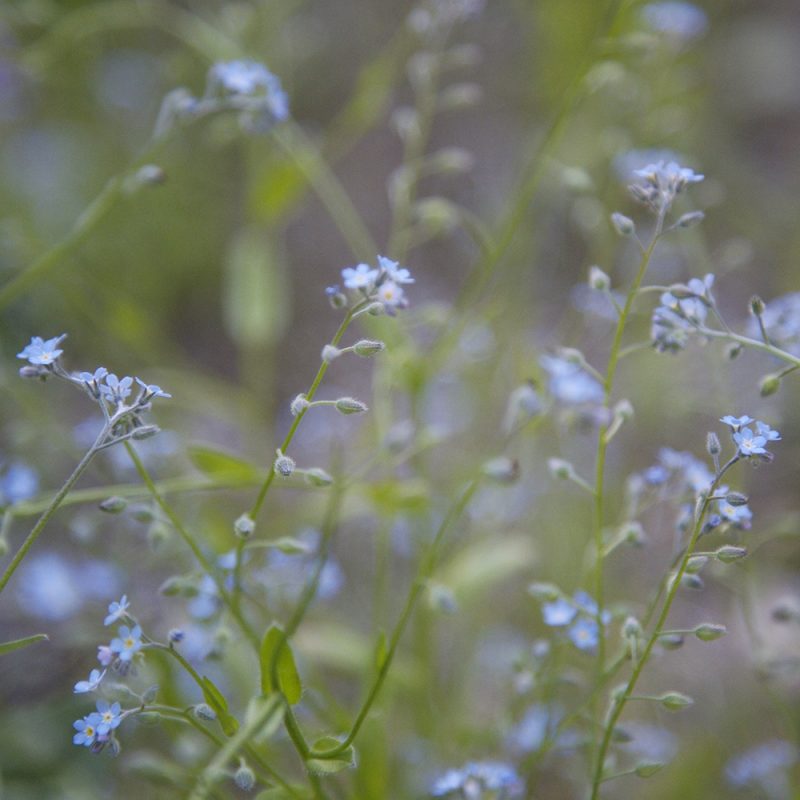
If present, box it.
[168,629,185,643]
[99,496,128,514]
[304,468,334,487]
[659,691,693,711]
[726,491,749,507]
[725,343,743,360]
[326,287,347,309]
[621,521,645,546]
[681,573,704,590]
[274,451,295,477]
[589,265,611,291]
[659,633,685,650]
[750,295,766,316]
[321,345,341,363]
[19,365,49,379]
[715,545,747,563]
[527,582,560,602]
[759,373,781,397]
[482,456,520,484]
[610,212,635,237]
[132,425,160,440]
[335,397,368,415]
[706,432,721,456]
[676,211,705,229]
[635,761,665,778]
[622,616,643,639]
[234,761,256,791]
[290,394,310,416]
[685,555,707,574]
[193,703,217,721]
[548,458,574,480]
[614,399,634,421]
[694,623,727,641]
[234,513,256,539]
[353,339,386,357]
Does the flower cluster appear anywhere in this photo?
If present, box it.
[431,760,523,798]
[651,274,715,353]
[155,59,288,138]
[720,415,781,461]
[629,160,704,214]
[330,255,414,315]
[725,739,797,793]
[71,597,143,754]
[540,590,610,652]
[17,335,170,443]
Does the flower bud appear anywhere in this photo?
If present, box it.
[290,394,309,416]
[750,295,766,316]
[234,513,256,539]
[142,684,160,704]
[759,373,781,397]
[622,616,643,639]
[635,761,665,778]
[353,339,386,357]
[335,397,368,415]
[694,623,727,641]
[99,496,128,514]
[234,761,256,791]
[193,703,217,721]
[659,691,693,711]
[725,343,743,360]
[715,545,747,563]
[321,345,341,363]
[706,431,721,456]
[685,555,707,574]
[659,633,684,650]
[304,468,334,487]
[135,164,167,186]
[676,211,705,228]
[589,265,611,291]
[132,425,161,440]
[325,286,347,309]
[610,212,635,237]
[527,582,560,602]
[547,458,574,480]
[725,491,749,507]
[274,451,295,477]
[168,629,185,644]
[481,456,520,484]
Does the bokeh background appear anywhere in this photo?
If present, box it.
[2,1,800,798]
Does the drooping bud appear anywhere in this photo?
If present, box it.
[304,468,334,487]
[353,339,386,357]
[659,691,694,711]
[547,458,574,480]
[610,212,636,237]
[335,397,368,415]
[234,513,256,539]
[481,456,520,484]
[273,450,295,477]
[715,544,747,563]
[725,491,749,507]
[694,623,727,641]
[759,373,781,397]
[589,265,611,291]
[99,496,128,514]
[234,760,256,792]
[706,432,721,456]
[676,211,705,229]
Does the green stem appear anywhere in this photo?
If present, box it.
[0,426,106,595]
[310,478,481,759]
[124,443,259,650]
[697,328,800,369]
[589,458,737,798]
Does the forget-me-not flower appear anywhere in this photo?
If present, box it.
[73,712,103,747]
[74,668,106,694]
[109,624,143,662]
[17,334,67,366]
[104,595,130,626]
[95,700,123,735]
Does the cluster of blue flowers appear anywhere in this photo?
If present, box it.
[328,255,414,315]
[17,334,170,441]
[72,596,142,753]
[430,760,523,798]
[629,160,704,214]
[540,591,610,652]
[155,59,289,138]
[651,274,715,353]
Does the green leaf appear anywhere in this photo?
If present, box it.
[0,633,48,656]
[201,675,239,736]
[187,444,260,480]
[255,787,310,800]
[306,737,356,776]
[222,227,290,347]
[260,624,302,704]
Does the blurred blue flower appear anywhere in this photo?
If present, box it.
[641,2,709,40]
[342,263,379,290]
[720,415,754,430]
[725,739,797,791]
[104,595,130,626]
[568,617,599,651]
[17,334,66,366]
[431,760,523,797]
[109,625,143,662]
[378,255,415,284]
[73,668,106,694]
[540,355,603,405]
[0,461,39,505]
[542,597,577,627]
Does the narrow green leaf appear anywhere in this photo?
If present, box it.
[260,624,302,704]
[201,676,239,736]
[0,633,48,656]
[306,737,356,776]
[187,444,259,479]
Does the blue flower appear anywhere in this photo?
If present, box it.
[377,255,414,284]
[540,355,603,405]
[716,499,752,530]
[568,617,599,651]
[0,461,39,505]
[542,597,577,627]
[720,415,754,431]
[100,374,134,406]
[733,428,767,457]
[725,739,797,789]
[641,2,708,40]
[341,263,379,290]
[17,334,67,366]
[630,160,703,213]
[755,421,781,441]
[134,378,172,401]
[73,712,103,747]
[375,280,408,312]
[104,595,130,626]
[95,700,122,734]
[77,367,109,399]
[109,624,143,662]
[431,760,523,797]
[573,590,612,625]
[74,668,106,694]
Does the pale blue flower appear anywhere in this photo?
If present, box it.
[207,60,289,131]
[377,255,414,284]
[104,595,130,626]
[342,263,379,290]
[431,760,523,797]
[77,367,109,399]
[135,378,172,400]
[375,279,408,311]
[631,160,704,213]
[95,700,122,734]
[720,415,754,430]
[733,428,767,457]
[0,462,39,505]
[755,421,781,441]
[17,334,66,365]
[540,355,603,405]
[568,617,599,651]
[74,668,106,694]
[642,2,709,40]
[725,739,797,790]
[101,374,134,405]
[109,624,142,662]
[542,597,577,627]
[73,712,103,747]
